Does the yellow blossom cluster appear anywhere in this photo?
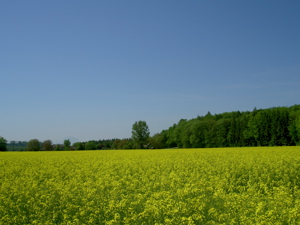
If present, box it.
[1,147,300,224]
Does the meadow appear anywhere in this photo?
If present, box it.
[1,147,300,224]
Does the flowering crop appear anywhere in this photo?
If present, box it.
[1,147,300,224]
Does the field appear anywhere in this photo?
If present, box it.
[1,147,300,224]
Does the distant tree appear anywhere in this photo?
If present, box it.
[27,139,41,151]
[289,109,300,145]
[73,142,85,150]
[165,125,177,148]
[54,144,61,151]
[149,133,165,149]
[175,119,189,148]
[0,136,7,151]
[111,139,121,149]
[143,105,300,149]
[85,141,96,150]
[205,111,213,118]
[8,141,16,151]
[64,139,71,150]
[111,139,133,149]
[43,140,53,151]
[132,120,150,149]
[214,118,231,147]
[6,141,28,151]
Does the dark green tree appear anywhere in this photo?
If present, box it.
[176,119,191,148]
[132,120,150,149]
[43,140,53,151]
[111,139,133,149]
[73,142,85,150]
[215,118,231,147]
[85,141,97,150]
[289,109,300,145]
[0,136,7,151]
[269,107,291,146]
[149,133,165,149]
[64,139,71,150]
[189,120,208,148]
[7,141,28,151]
[165,125,177,148]
[122,139,134,149]
[158,105,300,148]
[111,139,121,149]
[54,144,61,151]
[27,139,41,151]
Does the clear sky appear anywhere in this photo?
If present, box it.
[1,1,300,143]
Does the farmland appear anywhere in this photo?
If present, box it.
[1,147,300,224]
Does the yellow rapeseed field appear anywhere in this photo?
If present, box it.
[1,147,300,224]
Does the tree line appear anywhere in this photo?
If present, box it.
[1,105,300,151]
[1,121,150,151]
[153,105,300,149]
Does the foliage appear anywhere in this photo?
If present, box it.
[112,139,133,150]
[0,137,7,151]
[1,147,300,224]
[85,141,97,150]
[43,140,53,151]
[161,105,300,148]
[54,144,62,151]
[73,142,85,150]
[26,139,41,151]
[132,120,150,149]
[6,141,28,151]
[64,139,71,150]
[3,105,300,151]
[149,133,165,149]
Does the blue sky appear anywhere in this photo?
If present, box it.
[1,1,300,143]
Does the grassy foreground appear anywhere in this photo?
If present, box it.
[1,147,300,224]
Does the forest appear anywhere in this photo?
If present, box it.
[157,105,300,149]
[2,105,300,151]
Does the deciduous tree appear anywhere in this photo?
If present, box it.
[0,136,7,151]
[132,121,150,149]
[64,139,71,150]
[27,139,41,151]
[85,141,96,150]
[43,140,53,151]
